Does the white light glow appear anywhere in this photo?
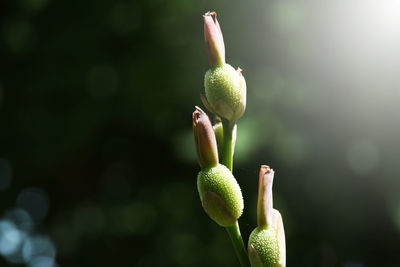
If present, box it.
[0,220,23,256]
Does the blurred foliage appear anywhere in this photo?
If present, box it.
[1,0,400,266]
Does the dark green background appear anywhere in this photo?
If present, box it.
[1,0,400,266]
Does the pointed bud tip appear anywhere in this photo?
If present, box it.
[204,11,217,20]
[194,105,204,113]
[193,106,208,119]
[260,165,273,176]
[192,106,203,126]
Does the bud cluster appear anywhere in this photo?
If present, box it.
[191,11,286,267]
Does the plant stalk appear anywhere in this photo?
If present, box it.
[221,119,234,171]
[226,221,251,267]
[221,119,250,267]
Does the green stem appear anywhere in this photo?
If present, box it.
[221,119,250,267]
[226,222,251,267]
[221,119,234,171]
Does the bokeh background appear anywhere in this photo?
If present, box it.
[1,0,400,266]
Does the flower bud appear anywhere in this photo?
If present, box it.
[248,166,286,267]
[204,11,225,68]
[193,106,219,169]
[213,119,237,160]
[257,165,274,228]
[204,65,247,122]
[197,163,244,227]
[248,227,279,267]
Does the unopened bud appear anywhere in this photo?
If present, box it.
[248,165,286,267]
[197,164,244,227]
[193,106,219,169]
[204,11,225,68]
[204,65,247,122]
[257,165,274,228]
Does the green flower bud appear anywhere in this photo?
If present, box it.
[249,210,286,267]
[249,227,280,267]
[204,64,246,122]
[248,166,286,267]
[197,163,243,227]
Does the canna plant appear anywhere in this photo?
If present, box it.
[192,12,286,267]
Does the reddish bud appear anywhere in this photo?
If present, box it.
[257,165,274,228]
[204,11,225,68]
[193,106,219,169]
